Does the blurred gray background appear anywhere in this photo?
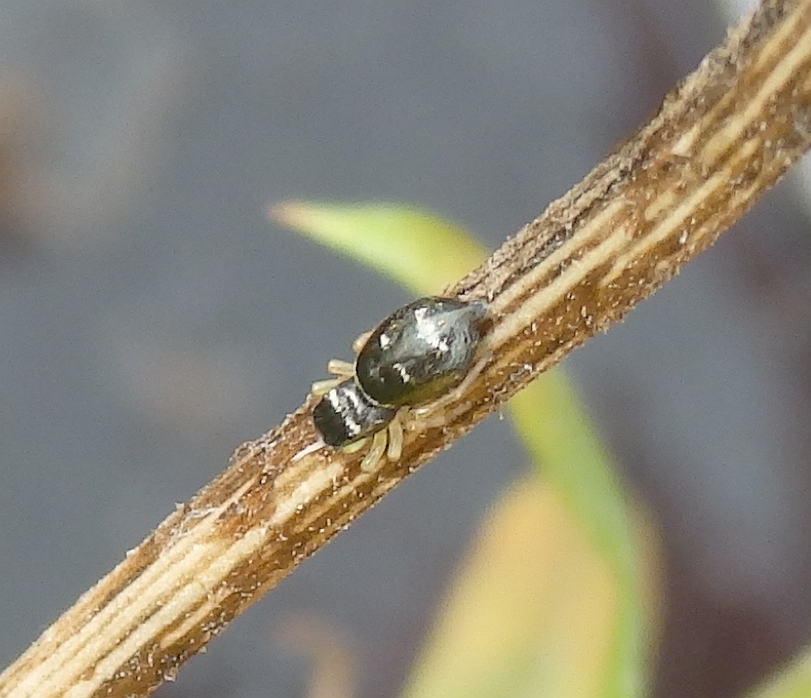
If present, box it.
[1,1,810,697]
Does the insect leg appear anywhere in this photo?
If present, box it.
[360,429,388,472]
[326,359,355,377]
[351,330,374,354]
[386,408,407,461]
[311,377,345,396]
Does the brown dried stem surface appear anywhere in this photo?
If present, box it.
[3,1,811,697]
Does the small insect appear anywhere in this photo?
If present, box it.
[311,296,487,471]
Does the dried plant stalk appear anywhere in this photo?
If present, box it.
[3,1,811,697]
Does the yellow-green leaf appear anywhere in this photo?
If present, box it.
[509,374,651,698]
[744,651,811,698]
[270,201,485,295]
[399,477,618,698]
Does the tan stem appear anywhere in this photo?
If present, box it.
[3,1,811,696]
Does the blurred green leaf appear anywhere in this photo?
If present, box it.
[270,201,485,295]
[744,651,811,698]
[510,374,650,698]
[400,477,621,698]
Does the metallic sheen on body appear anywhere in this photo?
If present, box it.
[355,297,487,407]
[313,296,487,450]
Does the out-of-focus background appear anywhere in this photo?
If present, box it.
[1,1,810,697]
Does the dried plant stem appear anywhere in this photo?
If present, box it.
[3,1,811,697]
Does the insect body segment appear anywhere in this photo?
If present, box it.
[311,296,487,471]
[312,379,395,447]
[356,298,487,407]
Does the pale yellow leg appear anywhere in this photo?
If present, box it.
[311,377,345,396]
[386,409,407,461]
[352,330,374,354]
[360,429,388,472]
[342,437,368,454]
[412,354,490,419]
[326,359,355,377]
